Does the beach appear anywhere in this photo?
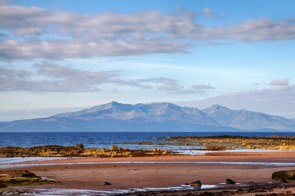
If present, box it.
[4,151,295,195]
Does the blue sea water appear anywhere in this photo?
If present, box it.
[1,132,295,149]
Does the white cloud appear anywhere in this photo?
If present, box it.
[189,84,215,94]
[214,19,295,41]
[0,68,32,79]
[0,39,189,59]
[1,4,295,59]
[270,78,289,86]
[135,78,215,94]
[192,84,215,90]
[0,63,119,91]
[0,63,214,94]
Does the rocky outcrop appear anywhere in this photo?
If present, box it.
[205,143,227,151]
[163,135,295,151]
[0,170,59,187]
[272,170,295,182]
[20,170,38,178]
[0,145,170,158]
[0,144,85,157]
[226,178,236,184]
[190,180,202,188]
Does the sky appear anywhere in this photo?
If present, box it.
[1,0,295,121]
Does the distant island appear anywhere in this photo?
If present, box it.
[0,102,295,132]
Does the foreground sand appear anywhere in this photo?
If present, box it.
[7,152,295,195]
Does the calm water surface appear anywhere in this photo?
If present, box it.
[1,132,295,149]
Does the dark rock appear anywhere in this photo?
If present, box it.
[236,188,243,193]
[247,187,255,193]
[0,180,7,188]
[272,170,295,182]
[190,180,202,188]
[21,170,38,178]
[226,178,236,184]
[75,144,84,152]
[104,181,111,185]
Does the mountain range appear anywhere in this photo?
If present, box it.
[0,102,294,132]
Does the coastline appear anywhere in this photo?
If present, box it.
[3,152,295,195]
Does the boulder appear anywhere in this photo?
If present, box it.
[104,181,112,185]
[226,178,236,184]
[20,170,38,178]
[272,170,295,182]
[190,180,202,188]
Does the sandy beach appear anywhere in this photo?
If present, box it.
[4,151,295,195]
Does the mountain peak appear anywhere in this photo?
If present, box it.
[103,101,122,108]
[202,104,238,125]
[149,102,179,108]
[203,104,231,114]
[109,101,121,105]
[93,101,135,112]
[211,104,224,110]
[212,104,229,109]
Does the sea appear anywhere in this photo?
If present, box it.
[1,131,295,149]
[1,132,295,171]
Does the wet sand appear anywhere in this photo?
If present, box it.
[8,152,295,195]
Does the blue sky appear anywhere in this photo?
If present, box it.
[1,0,295,121]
